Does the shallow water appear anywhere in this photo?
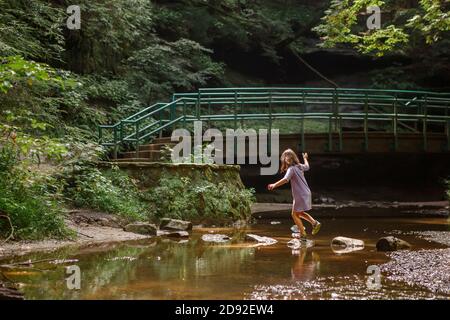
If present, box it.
[1,216,449,300]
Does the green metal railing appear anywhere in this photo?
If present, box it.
[98,87,450,156]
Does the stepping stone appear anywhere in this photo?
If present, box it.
[287,238,314,249]
[331,236,364,248]
[245,234,277,246]
[201,234,231,243]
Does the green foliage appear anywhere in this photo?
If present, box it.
[0,131,69,239]
[127,38,225,103]
[0,0,65,62]
[63,166,148,221]
[406,0,450,44]
[314,0,449,56]
[369,67,418,90]
[146,173,255,223]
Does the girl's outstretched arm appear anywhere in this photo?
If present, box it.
[301,152,310,171]
[267,178,288,190]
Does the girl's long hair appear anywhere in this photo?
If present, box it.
[280,149,300,173]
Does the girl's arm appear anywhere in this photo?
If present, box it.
[301,152,310,171]
[268,178,288,190]
[303,152,309,166]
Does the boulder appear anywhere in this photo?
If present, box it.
[201,234,231,243]
[123,223,157,235]
[157,230,189,238]
[331,237,364,248]
[160,218,192,231]
[245,234,277,246]
[376,236,411,251]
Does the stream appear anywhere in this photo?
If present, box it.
[1,215,449,300]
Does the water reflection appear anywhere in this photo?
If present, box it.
[0,217,448,300]
[290,249,320,282]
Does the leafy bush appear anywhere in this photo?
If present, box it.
[146,173,255,223]
[0,144,68,240]
[63,166,148,221]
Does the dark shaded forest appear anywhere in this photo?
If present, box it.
[0,0,449,239]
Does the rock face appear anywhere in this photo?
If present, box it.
[157,230,189,238]
[245,234,277,246]
[160,218,193,231]
[376,236,411,251]
[331,237,364,248]
[123,223,157,235]
[201,234,231,243]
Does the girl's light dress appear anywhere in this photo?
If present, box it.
[283,163,312,212]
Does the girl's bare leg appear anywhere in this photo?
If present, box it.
[291,210,306,236]
[297,211,316,226]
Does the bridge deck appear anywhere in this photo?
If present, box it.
[98,87,450,157]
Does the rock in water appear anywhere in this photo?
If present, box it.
[376,236,411,251]
[331,246,364,254]
[123,223,157,235]
[245,234,277,246]
[157,230,189,238]
[201,234,231,243]
[287,239,314,249]
[160,218,192,231]
[331,237,364,248]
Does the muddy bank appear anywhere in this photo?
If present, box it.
[0,210,151,259]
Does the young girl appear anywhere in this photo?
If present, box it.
[268,149,321,239]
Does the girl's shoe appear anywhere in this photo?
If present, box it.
[312,220,322,235]
[290,225,306,234]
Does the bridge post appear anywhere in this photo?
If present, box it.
[234,91,238,130]
[393,96,398,152]
[363,94,369,152]
[170,101,176,132]
[196,91,201,120]
[208,99,211,129]
[98,126,102,144]
[338,116,343,152]
[328,116,332,152]
[183,100,186,128]
[333,89,339,133]
[113,126,118,160]
[135,121,140,158]
[300,95,305,152]
[422,95,428,152]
